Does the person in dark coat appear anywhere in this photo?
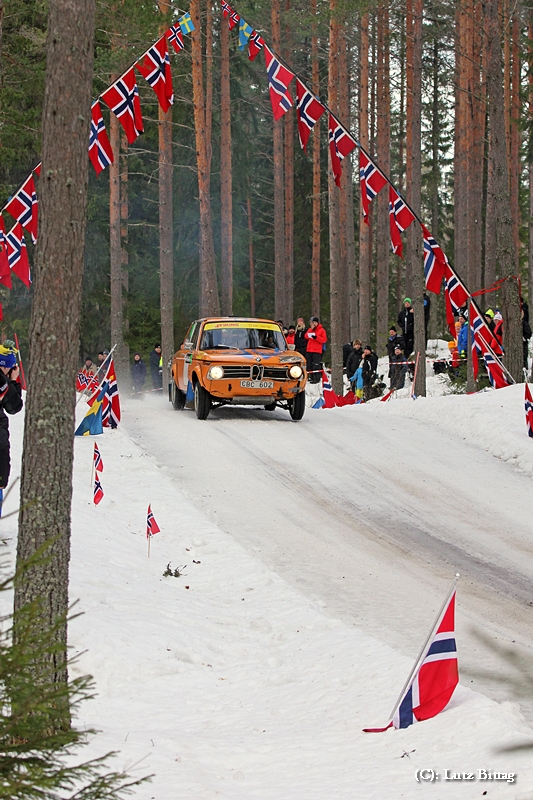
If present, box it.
[150,344,162,390]
[346,340,364,388]
[386,327,405,360]
[361,345,378,401]
[389,343,407,390]
[397,298,414,358]
[294,317,307,356]
[0,352,23,514]
[424,293,431,344]
[131,353,146,394]
[523,309,532,370]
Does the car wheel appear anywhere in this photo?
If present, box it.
[264,401,277,411]
[288,391,305,421]
[194,381,211,420]
[171,379,186,410]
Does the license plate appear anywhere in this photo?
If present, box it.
[240,380,274,389]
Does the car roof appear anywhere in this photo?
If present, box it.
[196,317,279,325]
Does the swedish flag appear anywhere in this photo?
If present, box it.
[178,12,195,34]
[75,382,108,436]
[238,19,253,50]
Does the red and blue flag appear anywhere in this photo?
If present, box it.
[94,442,104,473]
[389,186,415,257]
[5,174,38,244]
[166,25,184,53]
[101,68,144,145]
[94,474,104,505]
[263,45,294,121]
[136,36,174,113]
[359,149,387,224]
[248,31,264,61]
[147,504,160,537]
[89,101,114,176]
[422,223,447,295]
[328,115,357,188]
[444,264,469,338]
[525,383,533,438]
[6,223,31,287]
[295,79,325,153]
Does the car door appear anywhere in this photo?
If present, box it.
[176,321,200,391]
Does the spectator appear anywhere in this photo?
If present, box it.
[523,309,532,370]
[389,343,407,390]
[521,295,530,325]
[286,325,296,349]
[83,356,96,376]
[276,320,288,336]
[397,298,414,358]
[342,340,354,370]
[361,344,378,401]
[0,352,23,516]
[352,364,364,401]
[386,327,404,360]
[304,316,327,384]
[294,318,307,356]
[346,340,364,389]
[484,308,495,333]
[492,311,503,349]
[424,292,431,344]
[131,353,146,394]
[457,315,468,357]
[150,344,163,390]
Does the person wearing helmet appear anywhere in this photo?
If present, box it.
[0,352,22,515]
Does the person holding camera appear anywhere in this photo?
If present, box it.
[0,352,23,514]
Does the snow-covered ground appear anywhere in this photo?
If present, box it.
[3,368,533,798]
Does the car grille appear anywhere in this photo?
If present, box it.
[263,366,289,381]
[221,365,252,378]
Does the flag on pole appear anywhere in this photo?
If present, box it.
[5,174,39,244]
[364,586,459,732]
[444,263,469,338]
[0,217,12,289]
[94,474,104,505]
[526,383,533,438]
[6,223,31,287]
[75,382,108,436]
[94,442,104,472]
[321,369,337,408]
[147,504,160,537]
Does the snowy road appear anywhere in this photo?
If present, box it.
[124,389,533,723]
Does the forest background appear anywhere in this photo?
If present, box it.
[0,0,529,388]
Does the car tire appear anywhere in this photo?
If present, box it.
[288,391,305,421]
[171,379,186,410]
[194,381,211,420]
[264,401,277,411]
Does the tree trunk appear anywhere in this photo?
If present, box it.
[220,14,233,314]
[311,0,320,317]
[412,0,426,396]
[404,0,414,299]
[247,192,256,316]
[14,0,95,725]
[272,0,285,321]
[338,26,350,345]
[283,0,294,324]
[529,14,533,308]
[454,0,467,282]
[501,276,523,380]
[483,0,521,379]
[159,104,174,390]
[109,94,125,378]
[119,130,130,380]
[510,13,520,264]
[328,0,342,394]
[376,0,390,356]
[358,11,371,343]
[191,0,219,316]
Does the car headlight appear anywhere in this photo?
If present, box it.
[207,366,224,380]
[289,365,303,379]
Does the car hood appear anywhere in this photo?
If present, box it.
[198,349,304,362]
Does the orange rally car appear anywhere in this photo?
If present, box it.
[169,317,307,420]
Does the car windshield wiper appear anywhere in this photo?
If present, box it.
[208,344,240,350]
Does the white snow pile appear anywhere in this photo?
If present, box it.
[2,383,533,799]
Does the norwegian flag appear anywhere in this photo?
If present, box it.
[94,474,104,505]
[0,217,12,289]
[525,383,533,438]
[6,223,31,287]
[136,36,174,113]
[248,31,264,61]
[483,351,513,389]
[263,44,295,121]
[88,358,121,428]
[221,0,231,16]
[229,10,240,29]
[101,68,144,145]
[147,504,160,538]
[34,163,41,177]
[389,186,415,258]
[444,264,469,338]
[321,369,337,409]
[422,223,447,295]
[89,101,114,176]
[166,24,184,53]
[295,79,325,153]
[328,115,357,188]
[76,372,89,393]
[94,442,104,473]
[359,149,387,224]
[364,588,458,732]
[5,174,38,244]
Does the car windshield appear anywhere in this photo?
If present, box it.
[200,326,286,351]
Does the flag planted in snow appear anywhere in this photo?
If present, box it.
[526,384,533,438]
[321,369,337,408]
[94,442,104,472]
[94,474,104,505]
[364,585,459,731]
[147,504,160,538]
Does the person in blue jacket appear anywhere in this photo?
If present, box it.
[457,316,468,357]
